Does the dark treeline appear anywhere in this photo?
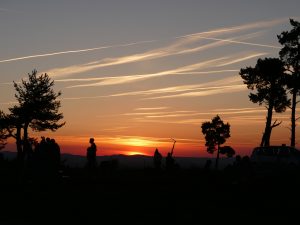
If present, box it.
[0,151,300,225]
[240,19,300,148]
[201,19,300,169]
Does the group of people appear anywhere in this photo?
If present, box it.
[153,148,176,171]
[21,136,61,181]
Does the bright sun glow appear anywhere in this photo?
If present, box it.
[126,151,146,156]
[109,137,161,147]
[124,138,155,147]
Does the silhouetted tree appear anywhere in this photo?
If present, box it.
[5,106,25,160]
[240,58,290,147]
[201,115,230,169]
[10,70,65,160]
[219,146,235,158]
[278,19,300,147]
[0,111,8,150]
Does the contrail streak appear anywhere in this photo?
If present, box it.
[190,36,281,49]
[0,18,285,65]
[0,40,156,63]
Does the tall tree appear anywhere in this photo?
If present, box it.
[201,115,230,169]
[6,106,25,160]
[240,58,290,147]
[0,111,8,150]
[11,70,65,159]
[278,19,300,147]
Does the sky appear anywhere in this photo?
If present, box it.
[1,0,300,157]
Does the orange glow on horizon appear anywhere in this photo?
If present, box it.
[126,151,149,156]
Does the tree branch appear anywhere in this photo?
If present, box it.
[271,119,282,128]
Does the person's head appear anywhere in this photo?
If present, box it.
[155,148,158,153]
[167,152,171,157]
[89,138,94,144]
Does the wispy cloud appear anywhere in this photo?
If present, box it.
[55,69,238,83]
[185,36,280,49]
[57,50,265,89]
[45,37,233,78]
[0,40,156,64]
[58,75,243,101]
[45,17,283,78]
[65,57,229,88]
[178,17,287,39]
[227,115,290,124]
[134,107,169,111]
[173,69,239,75]
[146,84,246,100]
[128,107,268,126]
[101,126,130,132]
[212,107,261,112]
[0,18,284,68]
[108,76,242,97]
[116,105,283,127]
[124,110,196,117]
[216,52,267,67]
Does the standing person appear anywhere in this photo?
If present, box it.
[153,148,162,170]
[86,138,97,169]
[166,139,176,171]
[50,138,61,173]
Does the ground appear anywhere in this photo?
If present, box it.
[0,162,299,225]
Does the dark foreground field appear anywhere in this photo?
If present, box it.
[0,162,300,225]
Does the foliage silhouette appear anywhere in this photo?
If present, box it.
[7,70,65,160]
[0,111,9,150]
[201,115,230,169]
[219,146,235,158]
[278,19,300,147]
[240,58,290,147]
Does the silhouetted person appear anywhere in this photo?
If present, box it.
[166,139,176,171]
[50,138,61,177]
[166,152,175,171]
[32,136,51,182]
[86,138,97,170]
[153,148,162,170]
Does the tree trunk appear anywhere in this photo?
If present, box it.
[215,144,220,170]
[16,125,23,161]
[262,105,274,147]
[290,90,297,147]
[23,122,30,160]
[23,122,29,142]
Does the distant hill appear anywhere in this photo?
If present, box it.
[0,151,234,169]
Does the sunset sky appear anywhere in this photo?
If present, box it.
[1,0,300,157]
